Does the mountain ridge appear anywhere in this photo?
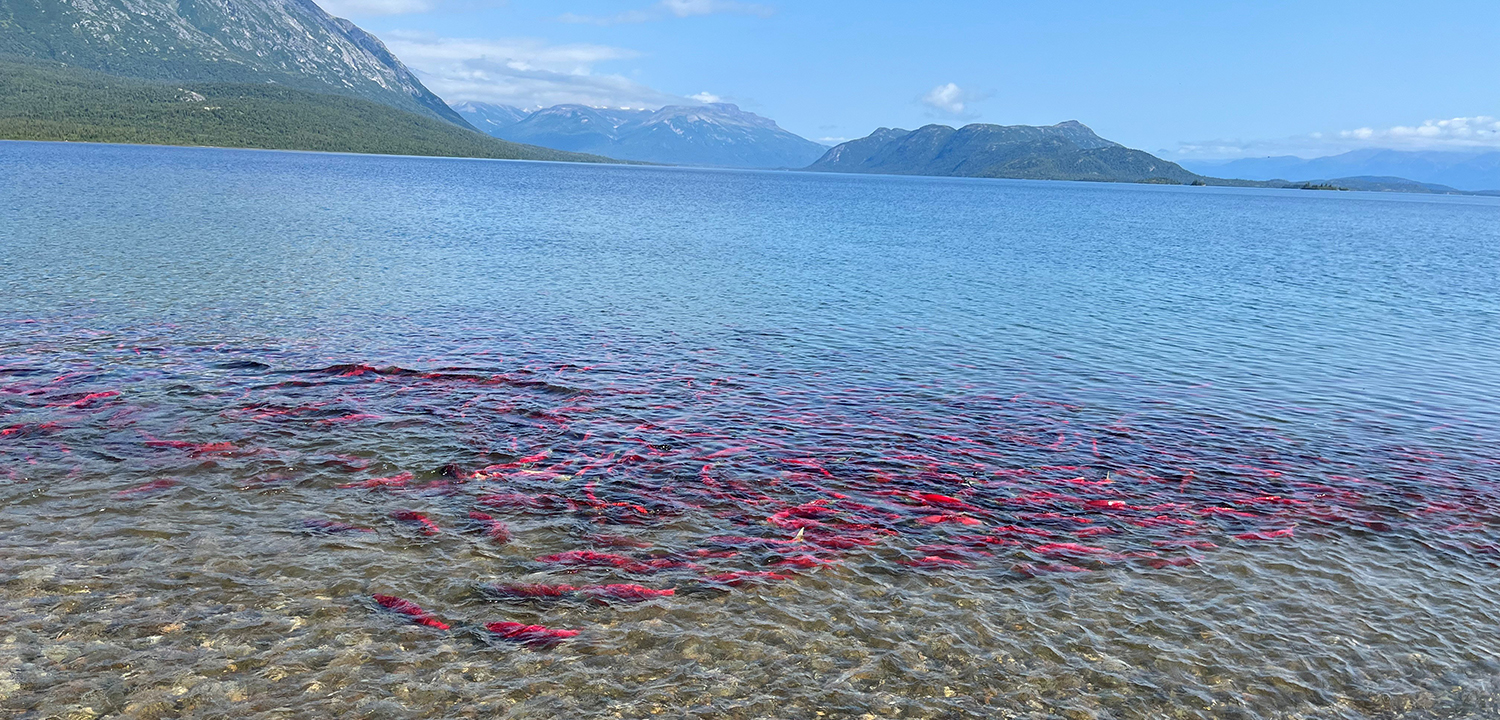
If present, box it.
[807,121,1209,184]
[454,100,828,168]
[0,0,467,126]
[449,101,532,134]
[0,55,618,162]
[1182,149,1500,192]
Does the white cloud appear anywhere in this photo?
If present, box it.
[1170,115,1500,160]
[1340,116,1500,145]
[316,0,506,17]
[557,10,653,25]
[317,0,434,16]
[560,0,771,25]
[689,91,722,103]
[661,0,772,17]
[921,82,980,119]
[387,33,636,72]
[384,32,691,108]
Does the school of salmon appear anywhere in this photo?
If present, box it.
[6,336,1497,661]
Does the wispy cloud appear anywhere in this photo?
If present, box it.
[557,10,652,25]
[560,0,772,25]
[661,0,772,17]
[317,0,435,16]
[920,82,982,120]
[316,0,504,17]
[689,91,723,103]
[1170,115,1500,159]
[383,32,690,109]
[1340,116,1500,145]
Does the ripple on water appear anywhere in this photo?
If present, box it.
[2,143,1499,719]
[1,332,1498,719]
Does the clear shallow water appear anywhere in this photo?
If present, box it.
[2,140,1499,719]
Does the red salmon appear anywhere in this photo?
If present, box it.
[467,511,511,542]
[338,472,413,490]
[372,594,450,630]
[579,584,675,602]
[391,510,441,536]
[480,583,577,600]
[1032,542,1108,556]
[703,571,791,586]
[484,621,579,648]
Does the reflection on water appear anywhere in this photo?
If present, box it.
[2,141,1499,719]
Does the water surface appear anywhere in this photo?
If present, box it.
[2,140,1499,719]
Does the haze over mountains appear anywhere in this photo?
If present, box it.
[1182,150,1500,192]
[450,101,531,135]
[453,101,829,169]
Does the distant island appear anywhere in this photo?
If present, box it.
[806,121,1211,184]
[803,123,1500,194]
[807,122,1349,189]
[1183,150,1500,194]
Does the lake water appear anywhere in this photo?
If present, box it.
[2,140,1499,719]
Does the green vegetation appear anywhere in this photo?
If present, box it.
[808,122,1222,185]
[0,57,614,162]
[0,0,467,125]
[808,122,1322,189]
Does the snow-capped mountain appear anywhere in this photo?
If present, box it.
[451,101,828,168]
[449,101,533,135]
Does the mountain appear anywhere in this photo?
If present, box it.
[0,56,614,162]
[607,103,829,168]
[1182,149,1500,192]
[807,121,1206,184]
[462,101,830,168]
[0,0,466,126]
[451,101,531,134]
[495,104,647,157]
[0,0,622,161]
[1319,176,1470,194]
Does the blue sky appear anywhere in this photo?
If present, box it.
[326,0,1500,159]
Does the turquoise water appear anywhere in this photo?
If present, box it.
[2,140,1499,719]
